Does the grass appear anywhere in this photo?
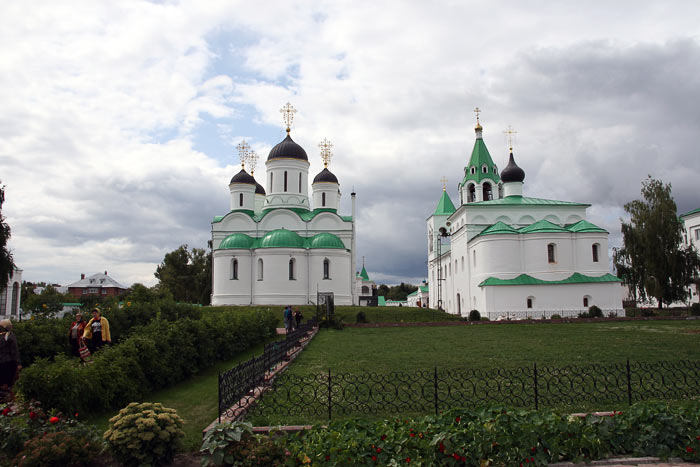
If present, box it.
[84,336,279,452]
[247,320,700,425]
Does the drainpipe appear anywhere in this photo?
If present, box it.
[250,250,254,305]
[351,191,357,305]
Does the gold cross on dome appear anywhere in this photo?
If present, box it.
[280,102,297,134]
[237,140,250,168]
[318,138,333,168]
[247,150,258,175]
[440,176,448,191]
[474,107,481,124]
[503,125,517,151]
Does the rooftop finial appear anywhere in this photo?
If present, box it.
[280,102,297,134]
[318,138,333,168]
[440,176,448,192]
[474,107,483,132]
[236,140,250,169]
[248,150,258,175]
[503,125,517,153]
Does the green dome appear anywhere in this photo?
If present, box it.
[219,233,254,249]
[258,228,305,249]
[310,233,345,249]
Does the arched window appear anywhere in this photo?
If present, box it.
[583,296,590,307]
[467,184,475,202]
[482,165,488,174]
[498,183,503,199]
[270,172,273,192]
[493,167,497,174]
[547,243,556,263]
[231,258,238,280]
[483,182,493,201]
[257,258,264,280]
[11,282,19,317]
[322,192,326,207]
[461,256,465,272]
[470,166,476,174]
[298,173,302,192]
[473,250,476,267]
[239,193,243,207]
[284,171,288,192]
[592,243,600,263]
[289,258,295,280]
[454,260,458,274]
[323,258,330,279]
[527,296,535,309]
[456,293,461,314]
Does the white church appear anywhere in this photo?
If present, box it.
[210,104,357,306]
[427,111,623,319]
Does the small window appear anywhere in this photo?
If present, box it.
[472,250,476,267]
[322,192,326,207]
[461,256,464,272]
[239,193,243,207]
[323,258,330,279]
[467,184,475,203]
[101,289,107,295]
[82,289,87,294]
[299,173,302,192]
[257,258,264,280]
[592,243,600,263]
[527,297,534,309]
[289,258,296,280]
[270,173,273,192]
[483,182,492,201]
[695,229,699,240]
[470,167,476,174]
[493,167,497,173]
[547,243,556,263]
[231,259,238,280]
[583,296,589,307]
[284,171,288,192]
[482,165,487,173]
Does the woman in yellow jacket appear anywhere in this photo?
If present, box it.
[83,308,111,352]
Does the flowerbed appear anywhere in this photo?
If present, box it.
[17,308,277,415]
[202,401,700,466]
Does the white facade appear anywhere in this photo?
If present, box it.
[0,268,22,319]
[681,208,700,304]
[427,119,622,319]
[211,123,356,306]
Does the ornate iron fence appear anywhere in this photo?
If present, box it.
[239,360,700,422]
[218,317,317,422]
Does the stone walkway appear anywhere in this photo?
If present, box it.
[551,457,696,466]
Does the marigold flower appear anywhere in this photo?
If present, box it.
[49,416,59,424]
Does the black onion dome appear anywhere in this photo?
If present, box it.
[500,152,525,183]
[313,168,339,184]
[255,181,266,195]
[230,169,256,185]
[267,134,308,161]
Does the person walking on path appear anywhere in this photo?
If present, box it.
[294,308,303,328]
[83,308,111,352]
[0,319,20,402]
[283,306,293,333]
[68,313,87,358]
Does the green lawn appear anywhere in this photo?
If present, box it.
[247,320,700,425]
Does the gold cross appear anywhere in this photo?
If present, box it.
[280,102,297,134]
[236,140,250,168]
[247,150,258,175]
[318,138,333,168]
[503,125,517,151]
[440,176,448,191]
[474,107,481,124]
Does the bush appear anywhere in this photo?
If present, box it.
[12,430,103,467]
[468,309,481,321]
[355,311,368,323]
[550,314,562,320]
[104,402,184,466]
[319,315,344,330]
[201,421,287,466]
[691,303,700,317]
[17,308,277,415]
[588,305,603,318]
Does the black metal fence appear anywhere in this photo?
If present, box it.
[243,360,700,422]
[218,317,317,422]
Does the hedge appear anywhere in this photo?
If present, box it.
[13,299,201,367]
[17,308,277,415]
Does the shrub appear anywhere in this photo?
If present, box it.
[12,430,103,467]
[468,309,481,321]
[691,303,700,317]
[319,315,344,330]
[104,402,184,466]
[355,311,368,323]
[480,316,490,321]
[550,314,562,319]
[201,421,287,466]
[588,305,603,318]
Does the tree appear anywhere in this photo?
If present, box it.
[154,244,211,304]
[0,184,15,292]
[614,177,700,308]
[22,285,73,317]
[379,282,419,301]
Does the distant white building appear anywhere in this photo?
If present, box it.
[0,267,22,320]
[426,113,622,319]
[406,284,429,307]
[681,207,700,304]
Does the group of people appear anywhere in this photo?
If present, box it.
[68,308,112,357]
[283,305,304,333]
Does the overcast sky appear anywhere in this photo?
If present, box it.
[2,1,699,288]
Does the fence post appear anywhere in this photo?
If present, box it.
[626,359,632,406]
[328,368,332,421]
[533,363,538,410]
[218,372,222,424]
[434,366,439,416]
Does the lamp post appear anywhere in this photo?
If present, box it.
[436,225,451,312]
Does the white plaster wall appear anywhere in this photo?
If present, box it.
[259,210,306,232]
[0,269,22,318]
[264,159,310,210]
[212,250,253,305]
[312,183,340,210]
[309,250,352,304]
[229,183,255,211]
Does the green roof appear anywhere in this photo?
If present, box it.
[378,296,386,306]
[213,207,352,224]
[565,219,608,233]
[419,284,429,293]
[460,137,500,185]
[478,221,519,236]
[433,190,456,216]
[407,290,418,297]
[479,272,621,287]
[680,207,700,218]
[218,230,347,251]
[518,219,569,234]
[358,266,370,281]
[469,196,589,207]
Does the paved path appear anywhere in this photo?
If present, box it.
[551,457,696,466]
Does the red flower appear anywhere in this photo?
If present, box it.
[696,435,700,440]
[409,433,415,438]
[2,407,10,416]
[325,455,330,461]
[49,416,59,424]
[381,434,387,440]
[687,446,695,453]
[405,457,411,463]
[525,458,529,463]
[372,455,377,461]
[452,453,460,459]
[74,412,79,418]
[531,447,536,453]
[530,457,535,462]
[455,416,461,423]
[376,448,382,453]
[29,411,37,420]
[438,443,445,452]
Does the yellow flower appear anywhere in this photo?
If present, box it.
[42,304,48,309]
[127,301,132,307]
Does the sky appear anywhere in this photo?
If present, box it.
[1,1,699,288]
